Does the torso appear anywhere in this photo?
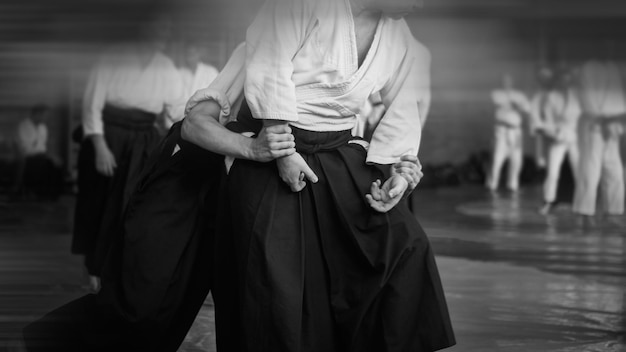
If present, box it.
[353,12,380,67]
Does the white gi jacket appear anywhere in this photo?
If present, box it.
[82,46,185,136]
[244,0,431,164]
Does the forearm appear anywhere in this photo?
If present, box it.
[181,100,255,159]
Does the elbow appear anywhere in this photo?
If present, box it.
[181,114,200,143]
[181,99,222,143]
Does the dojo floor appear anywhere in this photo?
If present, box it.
[1,186,624,352]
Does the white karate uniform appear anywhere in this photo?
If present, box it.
[16,118,47,156]
[488,88,531,191]
[82,46,185,136]
[573,61,626,216]
[244,0,431,164]
[542,88,581,203]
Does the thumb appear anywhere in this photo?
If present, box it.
[388,177,407,198]
[302,164,319,184]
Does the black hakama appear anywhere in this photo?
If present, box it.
[72,105,162,276]
[223,111,456,351]
[24,122,222,352]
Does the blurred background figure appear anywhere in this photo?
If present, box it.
[486,73,531,192]
[13,105,64,200]
[538,68,581,215]
[177,39,219,107]
[71,13,184,292]
[159,38,220,131]
[530,67,555,172]
[573,42,626,228]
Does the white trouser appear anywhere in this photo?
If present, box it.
[543,139,579,203]
[573,118,624,215]
[488,125,523,191]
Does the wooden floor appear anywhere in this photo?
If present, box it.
[1,186,624,352]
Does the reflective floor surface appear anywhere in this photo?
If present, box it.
[0,185,624,351]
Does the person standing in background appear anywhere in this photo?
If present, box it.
[487,73,532,192]
[178,40,219,108]
[14,105,63,200]
[71,14,185,292]
[538,68,581,215]
[573,45,626,228]
[530,67,555,172]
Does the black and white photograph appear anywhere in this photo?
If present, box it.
[0,0,625,351]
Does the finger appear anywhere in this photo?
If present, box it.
[394,161,419,170]
[265,125,293,135]
[400,154,418,163]
[370,181,383,201]
[302,164,319,184]
[270,141,296,151]
[271,148,297,159]
[291,181,305,192]
[269,133,295,143]
[396,166,415,176]
[366,194,388,213]
[388,180,407,198]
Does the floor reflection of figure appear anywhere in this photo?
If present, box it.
[539,69,581,215]
[487,73,531,192]
[573,55,626,228]
[71,15,184,292]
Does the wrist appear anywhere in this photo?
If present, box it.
[241,136,256,161]
[263,120,289,128]
[90,134,108,150]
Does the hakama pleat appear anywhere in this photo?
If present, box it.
[223,108,455,352]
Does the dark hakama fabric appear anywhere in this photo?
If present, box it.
[72,105,161,275]
[223,112,455,351]
[20,154,64,199]
[24,122,222,352]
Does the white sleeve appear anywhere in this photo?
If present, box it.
[244,0,313,122]
[81,59,110,136]
[367,44,431,165]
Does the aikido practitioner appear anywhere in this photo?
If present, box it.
[22,44,297,352]
[183,0,455,350]
[71,15,184,291]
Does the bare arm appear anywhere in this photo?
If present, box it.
[181,100,296,162]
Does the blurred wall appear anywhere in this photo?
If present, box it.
[408,16,536,165]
